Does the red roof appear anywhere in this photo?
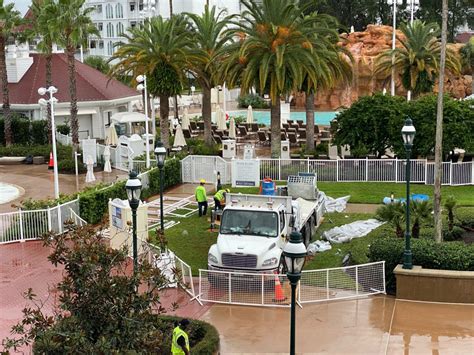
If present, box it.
[2,53,138,105]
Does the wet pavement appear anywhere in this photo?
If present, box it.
[0,164,127,212]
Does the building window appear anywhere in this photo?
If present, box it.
[130,2,136,11]
[90,40,96,49]
[106,23,114,37]
[96,4,102,13]
[107,41,114,56]
[98,40,104,49]
[106,4,113,19]
[97,22,103,31]
[115,3,123,18]
[130,21,137,28]
[138,2,143,10]
[116,22,124,36]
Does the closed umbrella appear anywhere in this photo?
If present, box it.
[229,117,236,139]
[181,107,190,130]
[103,145,112,173]
[85,155,96,183]
[213,105,221,124]
[246,105,254,124]
[173,124,187,148]
[217,106,227,131]
[106,122,118,146]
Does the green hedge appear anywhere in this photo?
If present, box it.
[156,316,219,354]
[0,144,72,160]
[0,116,48,145]
[79,158,181,224]
[368,237,474,293]
[237,93,269,109]
[457,207,474,229]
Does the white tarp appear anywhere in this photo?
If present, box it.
[323,219,385,244]
[307,240,332,255]
[320,192,350,213]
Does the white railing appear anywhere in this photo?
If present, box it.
[182,156,474,186]
[197,261,385,307]
[56,131,72,146]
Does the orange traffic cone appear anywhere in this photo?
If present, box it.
[48,152,54,170]
[272,273,287,302]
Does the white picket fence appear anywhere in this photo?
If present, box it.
[181,156,474,186]
[56,131,72,146]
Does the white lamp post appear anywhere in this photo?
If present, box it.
[136,75,151,169]
[38,86,60,199]
[388,0,403,97]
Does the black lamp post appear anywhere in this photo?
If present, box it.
[282,231,307,355]
[125,171,142,273]
[401,118,416,270]
[154,141,167,232]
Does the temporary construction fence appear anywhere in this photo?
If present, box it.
[181,156,474,186]
[0,199,81,244]
[197,261,385,307]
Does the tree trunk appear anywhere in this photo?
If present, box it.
[0,37,12,146]
[305,92,315,153]
[174,95,179,120]
[270,99,281,158]
[433,0,448,243]
[471,64,474,95]
[202,85,212,146]
[46,51,53,144]
[169,0,173,16]
[396,224,403,238]
[67,46,79,152]
[159,94,170,149]
[412,220,420,239]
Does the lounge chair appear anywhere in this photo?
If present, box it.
[251,123,259,132]
[287,119,294,125]
[238,126,249,138]
[281,132,287,141]
[257,131,269,145]
[288,132,299,146]
[183,129,192,139]
[197,122,204,131]
[282,123,290,131]
[213,135,222,144]
[189,121,199,134]
[296,120,304,127]
[298,130,306,144]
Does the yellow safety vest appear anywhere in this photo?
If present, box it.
[214,189,226,201]
[171,326,189,355]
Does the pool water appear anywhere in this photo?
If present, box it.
[228,110,338,126]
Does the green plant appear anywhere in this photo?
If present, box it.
[237,94,269,109]
[56,123,70,135]
[57,158,86,174]
[456,207,474,229]
[376,202,405,238]
[443,225,464,241]
[187,138,220,156]
[444,195,457,231]
[410,200,432,238]
[31,120,48,145]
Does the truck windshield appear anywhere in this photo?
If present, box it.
[220,210,278,237]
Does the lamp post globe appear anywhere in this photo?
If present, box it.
[282,231,307,355]
[154,141,167,232]
[401,118,415,270]
[126,171,142,273]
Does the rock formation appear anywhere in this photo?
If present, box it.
[294,25,472,110]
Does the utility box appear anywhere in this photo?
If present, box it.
[222,139,236,159]
[281,140,290,159]
[108,198,148,258]
[243,144,255,160]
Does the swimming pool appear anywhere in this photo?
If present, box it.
[228,110,338,126]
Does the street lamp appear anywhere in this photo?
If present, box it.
[388,0,403,96]
[136,74,151,169]
[401,118,416,270]
[126,170,142,273]
[282,231,307,355]
[154,141,167,232]
[38,86,60,199]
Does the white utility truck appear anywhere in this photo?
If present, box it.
[208,175,324,273]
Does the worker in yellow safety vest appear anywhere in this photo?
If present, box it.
[214,188,230,211]
[195,179,208,217]
[171,319,190,355]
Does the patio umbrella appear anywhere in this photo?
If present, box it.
[217,106,227,131]
[169,118,175,136]
[228,116,236,139]
[103,145,112,173]
[106,121,119,146]
[213,105,221,124]
[246,105,254,124]
[181,107,190,130]
[85,155,96,183]
[173,124,187,148]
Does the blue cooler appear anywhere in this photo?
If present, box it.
[261,179,275,196]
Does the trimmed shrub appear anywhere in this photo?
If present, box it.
[57,159,87,174]
[56,123,70,135]
[31,120,49,145]
[187,139,220,156]
[456,207,474,229]
[237,93,269,109]
[368,237,474,293]
[0,144,73,160]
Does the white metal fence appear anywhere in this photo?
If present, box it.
[182,156,474,186]
[197,261,385,307]
[56,131,72,146]
[0,199,81,244]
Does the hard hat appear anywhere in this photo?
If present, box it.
[200,179,206,184]
[225,189,230,193]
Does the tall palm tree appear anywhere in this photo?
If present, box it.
[0,0,23,146]
[433,0,449,243]
[186,5,235,146]
[375,20,460,98]
[29,0,55,144]
[220,0,323,157]
[460,36,474,95]
[169,0,173,17]
[410,200,432,238]
[109,16,190,148]
[46,0,98,152]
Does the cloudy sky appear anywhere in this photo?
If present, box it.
[8,0,30,15]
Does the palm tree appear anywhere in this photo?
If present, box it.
[186,5,235,146]
[376,202,405,238]
[0,0,23,146]
[46,0,98,152]
[220,0,323,157]
[109,16,190,149]
[433,0,449,243]
[410,200,432,238]
[444,195,456,232]
[169,0,173,17]
[29,0,55,144]
[375,20,460,98]
[460,36,474,95]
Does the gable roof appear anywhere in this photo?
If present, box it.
[2,53,138,105]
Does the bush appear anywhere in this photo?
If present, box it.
[0,144,74,160]
[187,139,220,156]
[0,116,50,146]
[368,237,474,293]
[56,123,70,135]
[237,93,269,109]
[57,159,87,174]
[456,207,474,229]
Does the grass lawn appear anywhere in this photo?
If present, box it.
[226,182,474,206]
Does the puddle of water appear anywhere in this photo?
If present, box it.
[0,182,21,204]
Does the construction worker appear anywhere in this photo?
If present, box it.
[195,179,208,217]
[214,188,230,211]
[171,318,190,355]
